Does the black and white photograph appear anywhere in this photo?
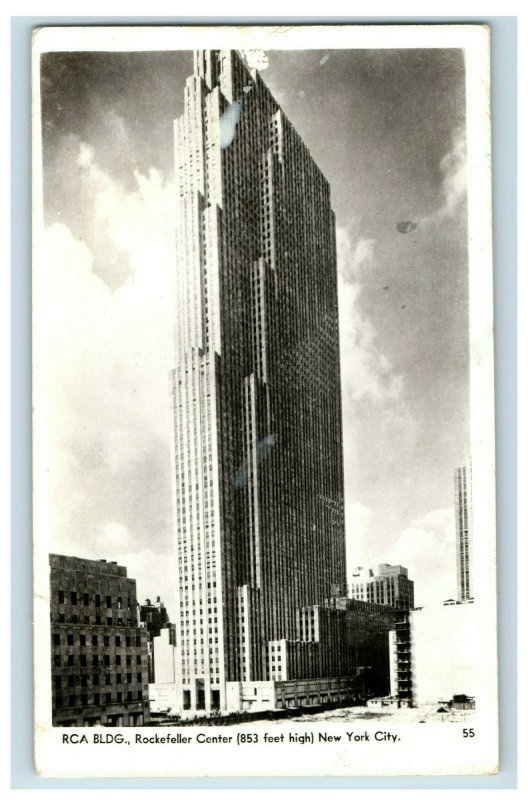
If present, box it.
[32,25,497,777]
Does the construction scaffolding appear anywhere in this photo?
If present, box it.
[394,613,413,705]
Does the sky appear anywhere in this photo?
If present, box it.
[39,47,468,615]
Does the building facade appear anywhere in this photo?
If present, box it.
[349,564,414,610]
[454,464,473,602]
[49,554,150,727]
[171,50,346,715]
[148,626,180,714]
[139,596,172,682]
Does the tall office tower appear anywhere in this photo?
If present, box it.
[455,464,473,602]
[49,555,150,727]
[171,50,346,714]
[349,564,415,610]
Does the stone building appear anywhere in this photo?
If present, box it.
[349,564,415,610]
[49,554,150,727]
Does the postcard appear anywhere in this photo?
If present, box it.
[32,24,497,777]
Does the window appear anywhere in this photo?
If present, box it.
[83,593,89,606]
[53,634,60,646]
[67,654,74,666]
[81,675,88,687]
[92,655,99,666]
[54,654,60,666]
[80,635,86,646]
[115,636,121,647]
[68,675,75,687]
[136,655,142,665]
[79,654,86,666]
[105,693,111,704]
[106,596,112,609]
[92,635,98,646]
[105,675,111,686]
[67,634,74,646]
[70,592,77,606]
[115,655,121,666]
[58,590,64,604]
[95,595,101,607]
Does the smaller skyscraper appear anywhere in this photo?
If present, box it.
[50,554,150,727]
[139,597,179,714]
[139,596,171,683]
[455,464,473,602]
[349,564,414,610]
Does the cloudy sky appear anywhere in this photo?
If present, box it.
[39,47,468,614]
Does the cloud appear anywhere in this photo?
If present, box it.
[438,129,467,217]
[75,142,176,292]
[344,504,458,609]
[344,502,374,586]
[242,49,269,71]
[390,507,457,607]
[337,226,375,282]
[419,129,467,226]
[336,228,403,404]
[55,536,176,613]
[39,145,177,613]
[339,291,404,404]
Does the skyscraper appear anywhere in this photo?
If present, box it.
[455,463,473,602]
[171,50,346,714]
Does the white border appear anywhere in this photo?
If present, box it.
[31,24,496,778]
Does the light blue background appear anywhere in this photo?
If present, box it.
[11,15,517,789]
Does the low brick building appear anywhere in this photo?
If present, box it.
[50,554,150,727]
